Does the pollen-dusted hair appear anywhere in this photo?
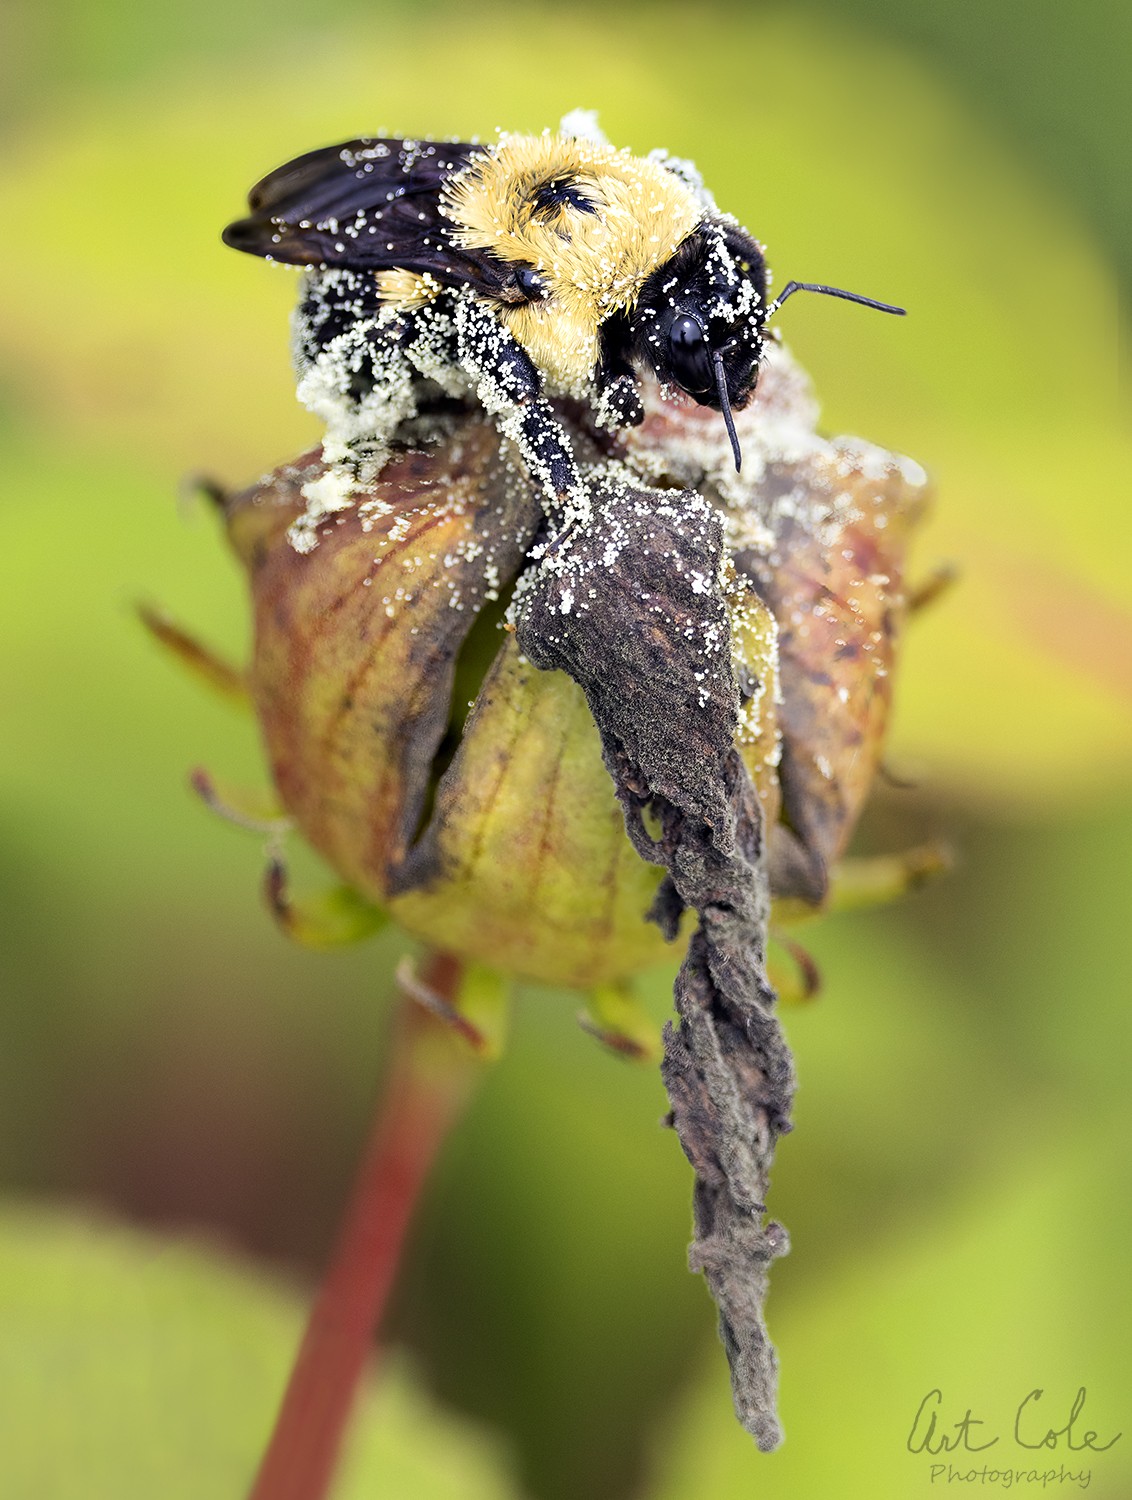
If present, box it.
[438,132,704,391]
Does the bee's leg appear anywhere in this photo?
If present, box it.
[450,294,586,525]
[593,371,644,430]
[593,318,644,430]
[503,402,587,522]
[296,316,419,492]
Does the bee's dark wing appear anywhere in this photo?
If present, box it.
[223,136,512,297]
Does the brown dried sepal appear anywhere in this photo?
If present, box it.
[222,426,540,901]
[737,450,926,904]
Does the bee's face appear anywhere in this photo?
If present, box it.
[658,297,765,412]
[632,223,768,414]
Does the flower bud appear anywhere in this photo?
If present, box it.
[220,345,927,991]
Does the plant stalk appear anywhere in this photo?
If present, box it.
[248,951,478,1500]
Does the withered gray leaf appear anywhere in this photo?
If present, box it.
[513,472,795,1451]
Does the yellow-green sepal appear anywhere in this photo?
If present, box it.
[265,859,387,950]
[772,841,953,926]
[579,982,662,1063]
[138,602,249,708]
[451,962,511,1062]
[396,955,512,1061]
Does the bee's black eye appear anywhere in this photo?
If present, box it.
[667,315,714,394]
[516,266,545,301]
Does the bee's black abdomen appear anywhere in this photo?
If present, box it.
[293,268,388,369]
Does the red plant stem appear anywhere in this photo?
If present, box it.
[248,952,477,1500]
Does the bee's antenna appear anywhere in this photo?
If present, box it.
[713,351,742,473]
[766,281,906,319]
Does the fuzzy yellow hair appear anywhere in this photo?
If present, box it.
[439,133,703,392]
[368,134,703,391]
[373,268,444,309]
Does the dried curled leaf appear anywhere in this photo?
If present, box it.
[512,473,793,1448]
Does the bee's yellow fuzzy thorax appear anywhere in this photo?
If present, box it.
[436,132,702,392]
[443,132,703,287]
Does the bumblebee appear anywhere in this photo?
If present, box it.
[224,118,903,540]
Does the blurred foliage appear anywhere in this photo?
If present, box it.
[1,9,1128,803]
[0,1206,518,1498]
[2,0,1127,293]
[653,795,1132,1497]
[1,2,1129,1499]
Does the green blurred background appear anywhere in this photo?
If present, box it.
[1,2,1130,1496]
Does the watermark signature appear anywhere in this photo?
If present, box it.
[907,1388,1121,1491]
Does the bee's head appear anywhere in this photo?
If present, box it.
[631,220,905,472]
[631,222,768,469]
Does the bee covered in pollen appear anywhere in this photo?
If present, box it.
[222,114,904,547]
